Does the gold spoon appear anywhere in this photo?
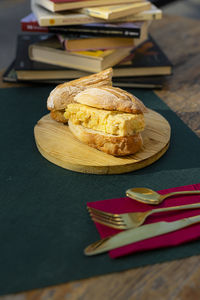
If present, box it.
[126,187,200,205]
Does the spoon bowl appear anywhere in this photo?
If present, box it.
[126,187,200,205]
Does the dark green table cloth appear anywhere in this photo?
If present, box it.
[0,87,200,295]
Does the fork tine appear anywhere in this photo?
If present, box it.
[90,212,123,224]
[88,207,125,225]
[91,215,126,230]
[88,212,125,227]
[88,207,122,221]
[88,207,128,229]
[89,211,125,225]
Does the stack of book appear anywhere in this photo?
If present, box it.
[3,0,173,89]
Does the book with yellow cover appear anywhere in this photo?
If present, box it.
[35,0,143,13]
[58,35,140,52]
[28,36,134,72]
[80,1,151,20]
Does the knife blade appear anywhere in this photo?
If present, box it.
[84,214,200,256]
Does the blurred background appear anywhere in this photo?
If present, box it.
[0,0,200,70]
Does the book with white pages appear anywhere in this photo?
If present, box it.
[34,0,144,13]
[31,0,162,26]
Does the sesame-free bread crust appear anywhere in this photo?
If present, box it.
[47,68,113,112]
[68,121,143,157]
[50,110,67,123]
[74,86,147,114]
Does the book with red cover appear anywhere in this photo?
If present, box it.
[21,13,146,38]
[21,13,48,32]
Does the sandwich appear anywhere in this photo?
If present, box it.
[64,86,147,156]
[47,68,113,123]
[47,68,147,156]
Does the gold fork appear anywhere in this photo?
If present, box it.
[88,203,200,230]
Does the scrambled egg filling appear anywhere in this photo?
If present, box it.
[64,103,145,136]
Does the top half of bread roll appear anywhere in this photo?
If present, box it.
[47,68,113,111]
[74,86,147,114]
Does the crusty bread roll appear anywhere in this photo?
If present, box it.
[46,68,147,156]
[47,68,113,122]
[74,86,147,114]
[65,85,147,156]
[68,121,143,157]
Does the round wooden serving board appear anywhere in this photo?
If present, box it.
[34,109,171,174]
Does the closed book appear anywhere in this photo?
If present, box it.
[31,0,161,27]
[21,13,49,33]
[12,34,172,81]
[3,60,165,89]
[21,12,149,39]
[28,35,133,72]
[31,0,101,27]
[11,34,92,81]
[80,2,152,20]
[2,60,62,85]
[49,21,149,38]
[35,0,144,12]
[58,35,142,51]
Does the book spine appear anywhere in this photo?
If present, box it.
[49,27,140,38]
[21,22,49,33]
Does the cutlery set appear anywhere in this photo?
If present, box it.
[84,188,200,256]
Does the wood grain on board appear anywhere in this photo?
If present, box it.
[34,110,170,174]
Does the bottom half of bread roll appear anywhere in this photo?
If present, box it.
[68,121,143,157]
[50,110,67,123]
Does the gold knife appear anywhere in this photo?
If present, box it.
[84,214,200,256]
